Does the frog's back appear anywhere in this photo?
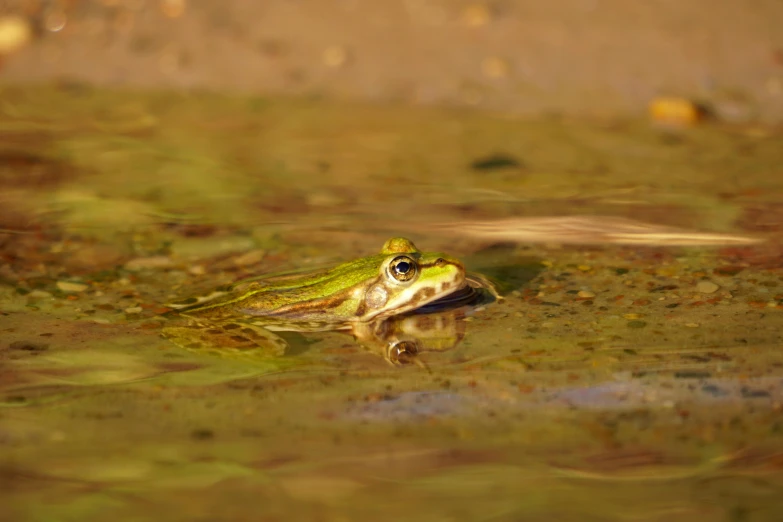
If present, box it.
[167,255,386,323]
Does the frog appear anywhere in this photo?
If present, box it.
[161,237,471,360]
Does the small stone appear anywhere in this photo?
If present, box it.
[470,154,522,171]
[124,256,174,271]
[648,96,701,127]
[685,323,700,328]
[0,15,32,54]
[191,428,214,440]
[696,281,720,294]
[623,313,643,320]
[577,290,595,298]
[64,245,125,271]
[307,190,343,207]
[323,45,349,68]
[231,249,265,267]
[714,265,744,276]
[43,9,67,32]
[481,56,509,79]
[577,265,592,272]
[9,340,49,351]
[28,290,53,299]
[56,281,89,293]
[161,0,186,18]
[627,320,647,329]
[124,306,142,314]
[767,77,782,96]
[461,4,491,27]
[712,91,756,124]
[46,430,66,442]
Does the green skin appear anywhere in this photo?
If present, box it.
[165,237,467,332]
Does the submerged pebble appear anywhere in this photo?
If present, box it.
[648,96,702,127]
[0,15,32,54]
[124,256,174,271]
[56,281,88,293]
[696,281,720,294]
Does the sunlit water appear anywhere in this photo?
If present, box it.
[1,86,783,521]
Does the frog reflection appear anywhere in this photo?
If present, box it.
[352,307,468,365]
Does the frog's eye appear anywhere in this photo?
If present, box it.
[388,255,417,282]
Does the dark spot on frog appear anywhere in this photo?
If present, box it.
[191,429,214,440]
[412,316,435,329]
[221,323,241,330]
[411,287,436,304]
[159,362,203,372]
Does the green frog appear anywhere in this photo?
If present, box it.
[161,237,473,360]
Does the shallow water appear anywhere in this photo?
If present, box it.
[2,85,783,521]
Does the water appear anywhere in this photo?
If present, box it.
[2,84,783,521]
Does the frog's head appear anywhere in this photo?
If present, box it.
[355,237,466,321]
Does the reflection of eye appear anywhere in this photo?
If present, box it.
[388,256,417,282]
[388,340,419,365]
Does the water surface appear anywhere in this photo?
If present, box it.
[2,85,783,521]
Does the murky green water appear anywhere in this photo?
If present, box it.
[2,85,783,521]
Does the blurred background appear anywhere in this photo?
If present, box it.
[2,0,783,121]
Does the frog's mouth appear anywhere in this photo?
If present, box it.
[413,282,496,314]
[370,267,467,319]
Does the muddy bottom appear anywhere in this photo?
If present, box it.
[1,85,783,521]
